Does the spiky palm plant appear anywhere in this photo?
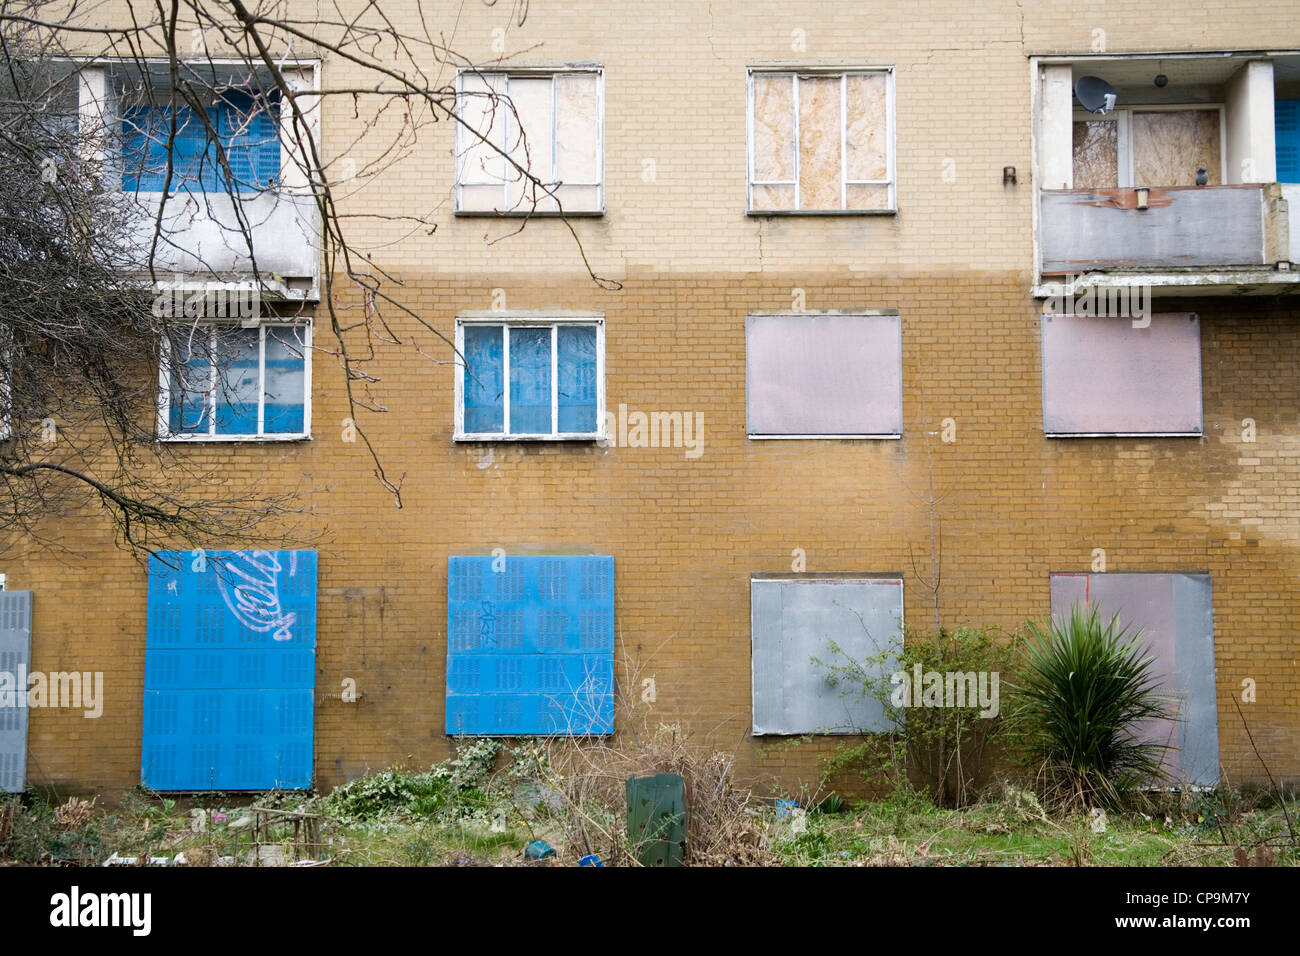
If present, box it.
[1011,602,1175,809]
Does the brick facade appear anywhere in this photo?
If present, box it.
[9,1,1299,793]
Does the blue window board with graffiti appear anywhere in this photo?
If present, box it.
[446,556,614,735]
[142,550,317,790]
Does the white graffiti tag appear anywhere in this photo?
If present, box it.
[216,550,297,642]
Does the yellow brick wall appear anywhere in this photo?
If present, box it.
[9,1,1300,794]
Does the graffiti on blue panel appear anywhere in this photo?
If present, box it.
[215,550,304,642]
[143,549,317,790]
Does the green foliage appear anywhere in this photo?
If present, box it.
[812,793,845,815]
[817,624,1019,808]
[313,737,502,824]
[1009,602,1175,809]
[0,790,188,864]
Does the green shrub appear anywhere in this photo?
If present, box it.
[1010,602,1174,809]
[817,624,1019,808]
[314,738,502,824]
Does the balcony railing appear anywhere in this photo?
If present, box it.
[121,189,321,301]
[1039,184,1291,276]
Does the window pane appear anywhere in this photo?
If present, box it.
[508,327,553,434]
[750,183,796,210]
[845,73,888,181]
[219,92,280,193]
[505,77,555,212]
[167,328,211,434]
[845,183,891,210]
[463,325,504,433]
[553,184,601,211]
[1132,110,1221,186]
[123,105,215,192]
[263,327,306,434]
[458,74,507,186]
[459,184,504,212]
[555,74,600,185]
[212,326,260,435]
[1072,120,1119,189]
[557,325,597,433]
[752,75,795,184]
[797,76,842,210]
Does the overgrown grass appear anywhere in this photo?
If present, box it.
[771,785,1300,867]
[2,738,1295,867]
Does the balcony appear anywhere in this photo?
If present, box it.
[77,61,322,302]
[1033,53,1300,297]
[1039,183,1296,293]
[119,190,321,299]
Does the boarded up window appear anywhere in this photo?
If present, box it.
[456,72,602,214]
[746,313,902,437]
[446,556,613,735]
[1132,110,1221,186]
[1049,573,1217,786]
[142,551,317,791]
[1072,119,1118,189]
[1041,313,1202,435]
[0,591,32,793]
[751,577,902,734]
[749,71,893,212]
[122,91,281,194]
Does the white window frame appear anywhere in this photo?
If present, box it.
[454,68,605,216]
[746,66,897,215]
[157,319,312,442]
[454,313,605,441]
[1072,104,1227,188]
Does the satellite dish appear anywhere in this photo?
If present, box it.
[1075,76,1118,114]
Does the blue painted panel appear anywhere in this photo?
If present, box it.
[122,105,216,192]
[557,325,598,433]
[122,106,165,192]
[143,550,317,790]
[140,690,313,790]
[463,325,504,433]
[1277,100,1300,182]
[262,327,307,435]
[121,94,280,193]
[446,555,614,735]
[219,92,281,191]
[144,648,316,690]
[508,328,553,434]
